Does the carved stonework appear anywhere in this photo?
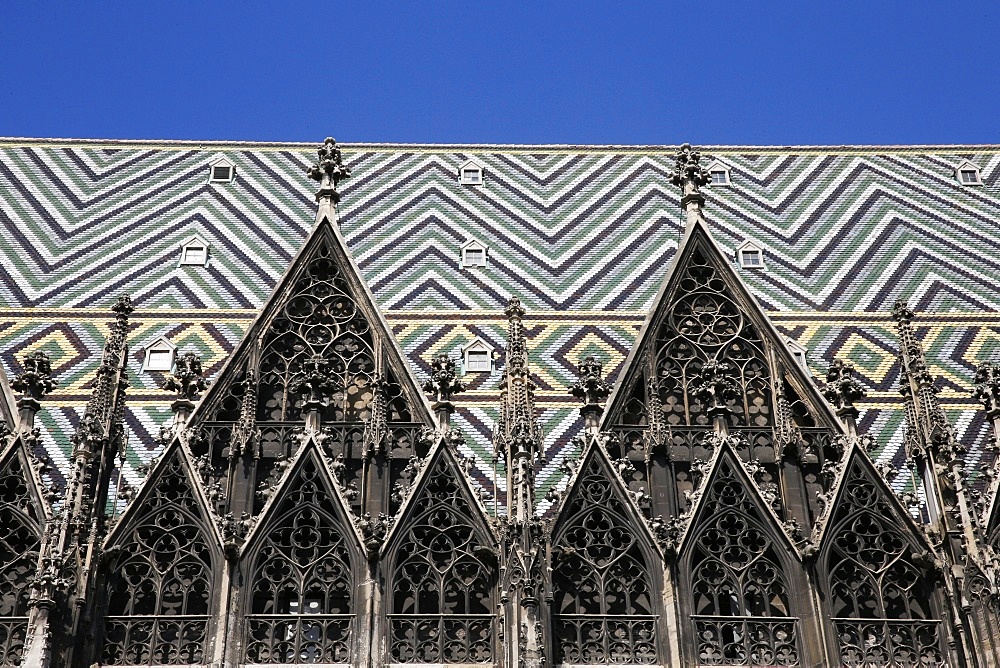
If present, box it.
[307,137,352,203]
[162,351,210,402]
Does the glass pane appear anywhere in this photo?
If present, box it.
[712,170,727,184]
[212,165,231,181]
[463,169,481,183]
[467,351,490,371]
[961,169,978,183]
[465,249,484,265]
[742,250,761,266]
[146,349,173,371]
[184,246,206,264]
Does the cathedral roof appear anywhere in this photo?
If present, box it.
[1,137,998,500]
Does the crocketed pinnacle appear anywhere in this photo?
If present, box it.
[669,142,711,222]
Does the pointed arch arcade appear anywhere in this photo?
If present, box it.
[550,445,661,665]
[819,453,946,666]
[681,451,801,666]
[386,445,497,664]
[98,445,220,666]
[242,444,362,664]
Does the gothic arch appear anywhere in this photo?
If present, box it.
[241,440,364,665]
[98,441,223,666]
[678,445,803,666]
[550,439,663,665]
[383,439,497,664]
[0,442,47,665]
[818,447,947,666]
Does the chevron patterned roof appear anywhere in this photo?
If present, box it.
[2,137,1000,503]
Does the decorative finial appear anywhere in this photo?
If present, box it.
[12,351,56,401]
[690,359,739,431]
[822,360,867,411]
[162,351,210,402]
[307,137,352,204]
[569,356,612,434]
[669,142,711,217]
[423,355,465,403]
[504,296,525,321]
[973,362,1000,418]
[891,299,915,324]
[111,294,134,320]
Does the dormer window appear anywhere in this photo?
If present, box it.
[706,161,731,186]
[142,337,176,372]
[737,241,766,269]
[180,235,210,267]
[462,338,495,374]
[955,160,982,186]
[208,157,235,183]
[785,339,809,369]
[459,159,484,185]
[460,239,489,269]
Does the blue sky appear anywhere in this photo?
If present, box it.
[2,2,998,145]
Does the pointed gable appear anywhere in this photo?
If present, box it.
[384,437,497,664]
[98,439,221,666]
[550,437,661,665]
[242,439,362,664]
[191,216,432,458]
[604,217,841,438]
[678,440,804,666]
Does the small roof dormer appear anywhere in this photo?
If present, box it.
[461,337,495,374]
[955,160,982,186]
[208,156,235,183]
[459,238,488,269]
[458,159,484,186]
[142,336,176,373]
[736,240,766,270]
[179,234,210,267]
[785,338,809,370]
[706,160,732,186]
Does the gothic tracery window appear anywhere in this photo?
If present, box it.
[551,451,658,664]
[823,456,944,666]
[686,455,799,666]
[244,450,357,664]
[100,449,215,666]
[388,451,496,664]
[0,448,42,665]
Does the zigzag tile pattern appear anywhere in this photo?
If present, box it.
[3,140,1000,498]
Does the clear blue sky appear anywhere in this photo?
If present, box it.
[2,2,998,145]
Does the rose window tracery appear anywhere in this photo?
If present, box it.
[244,454,356,664]
[552,454,658,664]
[100,450,214,666]
[824,459,944,666]
[687,457,799,666]
[389,454,495,664]
[0,450,42,665]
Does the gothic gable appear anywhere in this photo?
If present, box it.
[383,436,497,664]
[190,215,433,458]
[678,440,802,666]
[549,436,661,665]
[98,439,222,666]
[817,443,946,665]
[603,217,842,442]
[241,437,364,664]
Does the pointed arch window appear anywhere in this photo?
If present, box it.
[99,449,216,666]
[551,452,659,664]
[244,451,358,664]
[0,448,44,665]
[822,457,945,666]
[685,456,800,666]
[388,451,496,664]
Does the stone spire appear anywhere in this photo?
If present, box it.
[568,355,611,434]
[492,296,546,668]
[24,294,132,668]
[892,299,977,631]
[669,142,711,229]
[822,359,866,437]
[307,137,352,224]
[422,354,465,429]
[11,351,56,433]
